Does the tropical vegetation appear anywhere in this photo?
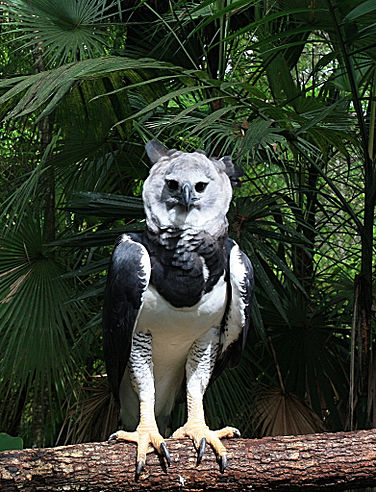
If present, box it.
[0,0,375,449]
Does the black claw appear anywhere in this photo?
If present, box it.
[136,459,145,478]
[219,454,227,473]
[160,442,171,466]
[233,429,241,438]
[197,437,206,465]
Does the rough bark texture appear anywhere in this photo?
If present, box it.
[2,430,376,491]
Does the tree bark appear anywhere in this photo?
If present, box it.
[2,429,376,491]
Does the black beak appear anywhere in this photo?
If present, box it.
[181,182,193,211]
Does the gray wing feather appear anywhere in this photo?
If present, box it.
[212,240,254,379]
[103,233,151,401]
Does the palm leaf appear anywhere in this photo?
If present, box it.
[58,374,118,444]
[0,57,186,121]
[2,0,119,66]
[64,191,144,218]
[0,216,89,446]
[53,225,143,249]
[251,384,324,437]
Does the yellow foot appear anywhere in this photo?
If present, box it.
[109,427,170,476]
[172,422,240,472]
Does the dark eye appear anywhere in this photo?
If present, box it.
[166,179,179,191]
[195,181,208,193]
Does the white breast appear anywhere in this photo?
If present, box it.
[134,274,227,420]
[137,273,227,342]
[120,275,227,429]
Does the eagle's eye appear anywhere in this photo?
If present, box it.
[195,181,208,193]
[166,179,179,191]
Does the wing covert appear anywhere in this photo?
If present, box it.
[103,233,151,401]
[219,239,254,369]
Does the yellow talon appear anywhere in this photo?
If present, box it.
[109,424,170,474]
[172,421,240,470]
[172,396,239,471]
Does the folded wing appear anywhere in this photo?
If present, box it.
[102,233,151,401]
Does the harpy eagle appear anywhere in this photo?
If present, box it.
[103,140,254,475]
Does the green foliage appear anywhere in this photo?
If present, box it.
[0,433,23,452]
[1,0,120,66]
[0,0,375,447]
[0,215,90,445]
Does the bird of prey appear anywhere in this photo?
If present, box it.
[103,140,254,475]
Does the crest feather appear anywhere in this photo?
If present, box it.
[213,155,244,188]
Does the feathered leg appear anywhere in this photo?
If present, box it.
[109,332,170,476]
[172,327,240,472]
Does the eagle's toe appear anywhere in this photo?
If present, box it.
[107,427,170,474]
[215,426,241,439]
[108,429,135,442]
[173,422,238,471]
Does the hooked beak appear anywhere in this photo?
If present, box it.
[181,182,193,211]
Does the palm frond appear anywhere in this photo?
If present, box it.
[251,384,324,437]
[2,0,120,66]
[58,374,118,444]
[64,191,144,218]
[0,215,89,446]
[0,57,186,121]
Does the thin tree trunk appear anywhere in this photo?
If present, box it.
[40,115,55,242]
[327,0,376,431]
[3,430,376,490]
[34,51,55,243]
[358,188,376,427]
[28,48,55,449]
[294,160,318,295]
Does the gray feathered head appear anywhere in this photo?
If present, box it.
[143,140,240,236]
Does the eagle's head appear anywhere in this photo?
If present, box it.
[143,140,240,236]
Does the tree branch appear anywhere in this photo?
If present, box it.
[2,430,376,490]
